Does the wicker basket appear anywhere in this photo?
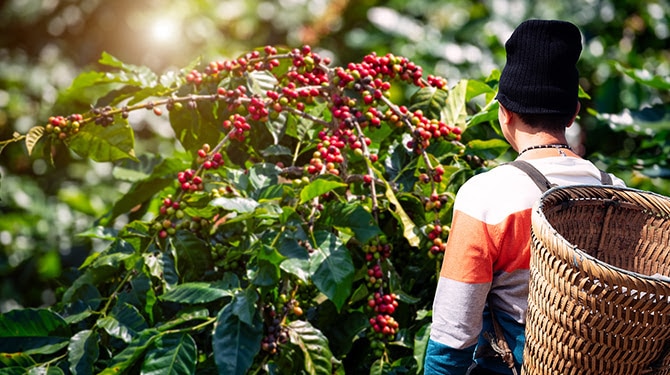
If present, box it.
[523,185,670,375]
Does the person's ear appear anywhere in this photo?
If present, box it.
[499,103,513,126]
[567,102,581,128]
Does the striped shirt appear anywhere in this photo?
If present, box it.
[425,157,625,374]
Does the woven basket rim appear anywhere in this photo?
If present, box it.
[534,184,670,285]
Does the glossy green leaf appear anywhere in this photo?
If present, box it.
[212,301,263,375]
[140,333,197,375]
[409,86,448,121]
[248,163,282,191]
[67,119,137,162]
[156,308,210,332]
[159,281,236,304]
[0,352,36,368]
[230,288,259,326]
[246,70,278,96]
[169,230,214,281]
[98,329,158,375]
[277,236,311,282]
[98,303,147,343]
[597,104,670,134]
[299,178,347,204]
[28,367,65,375]
[616,63,670,90]
[310,231,354,311]
[466,78,495,101]
[0,309,70,353]
[210,196,259,213]
[466,138,510,160]
[286,320,333,375]
[442,79,468,128]
[68,330,99,375]
[413,322,431,374]
[319,202,382,244]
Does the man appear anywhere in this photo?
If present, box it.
[424,19,625,374]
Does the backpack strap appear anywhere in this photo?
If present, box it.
[507,160,554,192]
[507,160,613,192]
[600,169,613,185]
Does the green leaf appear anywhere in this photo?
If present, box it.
[25,126,44,156]
[159,281,236,304]
[97,52,161,89]
[67,119,137,162]
[466,79,495,101]
[615,62,670,90]
[98,304,147,343]
[246,70,278,96]
[230,288,259,326]
[68,330,99,375]
[277,236,311,282]
[0,309,70,353]
[299,178,347,204]
[442,79,468,128]
[29,367,66,375]
[0,352,36,368]
[169,230,214,281]
[310,231,354,311]
[212,301,263,375]
[413,323,431,374]
[319,202,382,243]
[596,104,670,134]
[465,138,510,160]
[248,163,282,191]
[99,329,159,375]
[156,307,210,332]
[286,320,333,375]
[409,86,448,121]
[210,196,259,213]
[101,157,190,224]
[140,333,197,375]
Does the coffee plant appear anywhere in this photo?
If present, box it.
[0,45,509,374]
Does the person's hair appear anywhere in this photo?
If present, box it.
[516,112,575,132]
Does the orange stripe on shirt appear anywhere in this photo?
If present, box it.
[440,208,532,284]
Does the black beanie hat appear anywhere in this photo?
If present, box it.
[496,19,582,115]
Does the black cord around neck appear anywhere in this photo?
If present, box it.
[517,143,572,157]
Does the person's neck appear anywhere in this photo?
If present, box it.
[514,135,578,159]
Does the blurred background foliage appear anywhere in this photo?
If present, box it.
[1,0,668,310]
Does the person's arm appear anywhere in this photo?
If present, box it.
[425,178,498,374]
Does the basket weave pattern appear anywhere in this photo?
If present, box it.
[522,186,670,375]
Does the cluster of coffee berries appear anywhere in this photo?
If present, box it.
[307,130,346,175]
[260,304,288,356]
[418,164,446,184]
[177,169,203,192]
[424,190,449,211]
[91,106,115,127]
[190,48,283,88]
[222,114,251,142]
[44,114,83,140]
[362,237,392,262]
[211,245,245,271]
[426,223,448,257]
[196,144,224,170]
[366,263,384,289]
[287,46,330,84]
[406,110,461,154]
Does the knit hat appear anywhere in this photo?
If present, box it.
[496,20,582,115]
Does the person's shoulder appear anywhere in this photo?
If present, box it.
[455,163,538,202]
[458,163,529,193]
